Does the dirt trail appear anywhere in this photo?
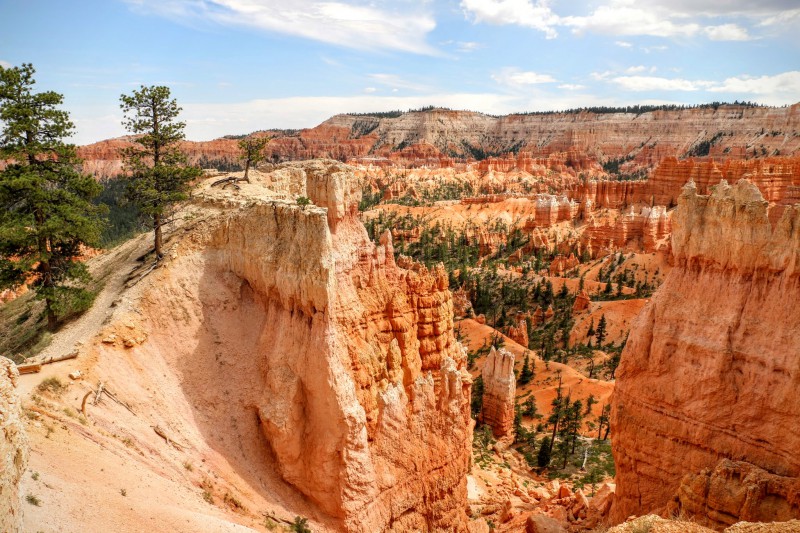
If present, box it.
[17,232,155,399]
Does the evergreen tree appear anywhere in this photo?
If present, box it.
[586,317,595,338]
[537,436,552,468]
[595,314,608,347]
[238,135,270,183]
[119,85,201,258]
[471,374,484,418]
[518,351,534,385]
[0,63,107,329]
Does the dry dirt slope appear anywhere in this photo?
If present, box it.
[17,179,339,532]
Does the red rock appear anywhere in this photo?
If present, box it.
[610,179,800,525]
[481,347,516,439]
[526,513,567,533]
[668,459,800,529]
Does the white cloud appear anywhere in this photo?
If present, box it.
[611,76,705,91]
[708,71,800,102]
[0,60,12,69]
[558,84,586,90]
[368,74,430,92]
[562,5,699,38]
[456,41,483,52]
[124,0,438,55]
[625,66,646,74]
[641,45,669,53]
[492,68,557,86]
[363,87,377,93]
[704,24,750,41]
[461,0,792,41]
[460,0,561,39]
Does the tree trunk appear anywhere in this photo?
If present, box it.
[243,158,251,183]
[153,213,163,258]
[603,424,610,441]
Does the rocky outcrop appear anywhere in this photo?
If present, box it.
[610,179,800,525]
[481,347,516,439]
[198,160,473,532]
[0,357,27,533]
[581,205,672,257]
[668,459,800,529]
[572,290,590,313]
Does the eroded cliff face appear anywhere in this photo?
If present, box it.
[0,357,27,533]
[610,179,800,526]
[187,160,472,531]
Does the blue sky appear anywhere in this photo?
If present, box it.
[1,0,799,144]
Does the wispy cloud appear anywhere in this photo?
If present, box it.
[606,70,800,104]
[492,68,557,87]
[368,74,431,92]
[460,0,781,41]
[558,84,586,90]
[0,60,12,69]
[460,0,561,39]
[124,0,438,55]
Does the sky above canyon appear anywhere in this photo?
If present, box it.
[1,0,799,144]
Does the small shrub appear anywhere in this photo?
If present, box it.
[223,492,244,511]
[202,490,213,504]
[26,493,41,506]
[291,516,312,533]
[183,461,193,472]
[296,196,311,207]
[37,377,65,396]
[120,488,127,497]
[31,472,39,481]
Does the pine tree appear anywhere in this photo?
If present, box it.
[0,63,107,330]
[595,314,607,347]
[238,135,270,183]
[119,85,201,258]
[537,436,552,468]
[518,351,534,385]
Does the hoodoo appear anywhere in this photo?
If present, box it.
[610,179,800,527]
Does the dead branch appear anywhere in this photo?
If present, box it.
[81,391,93,416]
[210,176,243,190]
[152,425,185,450]
[101,387,137,416]
[126,259,161,288]
[40,350,80,365]
[93,382,104,405]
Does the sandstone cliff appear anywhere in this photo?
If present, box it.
[610,179,800,526]
[131,160,472,532]
[0,357,27,533]
[77,105,800,177]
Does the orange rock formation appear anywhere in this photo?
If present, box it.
[481,347,516,439]
[201,160,472,531]
[610,179,800,526]
[668,459,800,529]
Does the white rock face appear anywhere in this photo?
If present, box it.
[0,357,27,533]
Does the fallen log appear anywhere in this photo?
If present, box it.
[17,363,42,375]
[39,350,79,366]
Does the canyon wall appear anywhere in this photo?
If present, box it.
[0,357,27,533]
[197,161,473,531]
[77,105,800,177]
[610,179,800,526]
